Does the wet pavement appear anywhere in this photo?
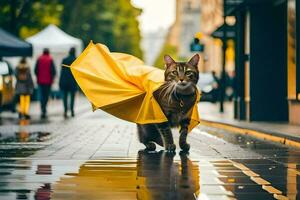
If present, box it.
[0,109,299,199]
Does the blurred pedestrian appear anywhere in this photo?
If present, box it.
[15,58,34,119]
[59,47,78,118]
[226,71,235,101]
[0,57,17,112]
[211,70,220,103]
[34,48,56,119]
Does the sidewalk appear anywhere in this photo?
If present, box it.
[0,94,91,122]
[28,93,91,116]
[198,102,300,147]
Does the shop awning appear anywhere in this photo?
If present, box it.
[211,24,236,39]
[0,28,32,57]
[214,0,269,39]
[225,0,278,16]
[225,0,245,16]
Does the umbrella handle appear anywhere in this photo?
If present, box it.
[62,64,70,68]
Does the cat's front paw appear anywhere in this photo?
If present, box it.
[166,144,176,152]
[145,142,156,151]
[179,142,190,152]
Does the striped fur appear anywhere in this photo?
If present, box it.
[137,54,199,152]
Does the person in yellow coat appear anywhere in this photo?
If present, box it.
[15,58,34,119]
[69,42,200,152]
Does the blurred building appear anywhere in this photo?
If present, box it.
[199,0,224,73]
[141,29,168,65]
[167,0,201,59]
[212,0,300,125]
[167,0,233,73]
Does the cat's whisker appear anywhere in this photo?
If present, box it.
[158,82,171,100]
[165,82,176,106]
[163,83,174,101]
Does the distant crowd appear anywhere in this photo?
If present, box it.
[14,47,78,119]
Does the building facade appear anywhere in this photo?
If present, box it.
[224,0,300,124]
[167,0,201,59]
[199,0,234,74]
[141,30,168,65]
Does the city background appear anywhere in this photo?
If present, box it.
[0,0,299,199]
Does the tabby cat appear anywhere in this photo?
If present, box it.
[137,54,200,152]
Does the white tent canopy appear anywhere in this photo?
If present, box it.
[26,24,83,91]
[26,24,82,53]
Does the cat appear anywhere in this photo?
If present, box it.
[137,54,200,152]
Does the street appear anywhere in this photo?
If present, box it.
[1,0,300,199]
[0,99,299,200]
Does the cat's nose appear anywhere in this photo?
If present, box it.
[179,78,184,82]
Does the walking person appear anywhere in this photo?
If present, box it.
[59,47,78,118]
[34,48,56,119]
[211,70,220,103]
[15,58,34,119]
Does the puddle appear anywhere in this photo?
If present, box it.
[52,151,200,200]
[0,119,53,145]
[0,151,299,199]
[0,131,51,158]
[0,132,51,143]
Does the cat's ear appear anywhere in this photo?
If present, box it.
[164,55,175,67]
[188,54,200,67]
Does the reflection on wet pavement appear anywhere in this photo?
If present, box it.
[0,116,61,126]
[0,131,51,143]
[0,120,50,141]
[0,117,300,199]
[194,126,300,199]
[0,152,197,199]
[0,120,52,159]
[1,151,299,199]
[52,152,199,200]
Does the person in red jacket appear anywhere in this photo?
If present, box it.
[34,48,56,119]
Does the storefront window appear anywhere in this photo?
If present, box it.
[287,0,296,100]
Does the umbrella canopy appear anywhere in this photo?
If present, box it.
[70,42,200,132]
[0,28,32,57]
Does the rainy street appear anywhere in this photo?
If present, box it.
[1,0,300,200]
[0,106,299,200]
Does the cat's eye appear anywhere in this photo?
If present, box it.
[185,71,194,76]
[172,71,178,75]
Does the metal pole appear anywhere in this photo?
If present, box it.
[220,0,227,113]
[296,0,300,100]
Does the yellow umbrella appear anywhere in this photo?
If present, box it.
[69,42,200,132]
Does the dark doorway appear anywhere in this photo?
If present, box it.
[248,1,288,121]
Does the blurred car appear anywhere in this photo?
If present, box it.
[0,60,15,112]
[197,73,219,102]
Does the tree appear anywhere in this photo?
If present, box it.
[60,0,143,58]
[154,43,178,69]
[0,0,143,58]
[0,0,63,37]
[112,0,143,58]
